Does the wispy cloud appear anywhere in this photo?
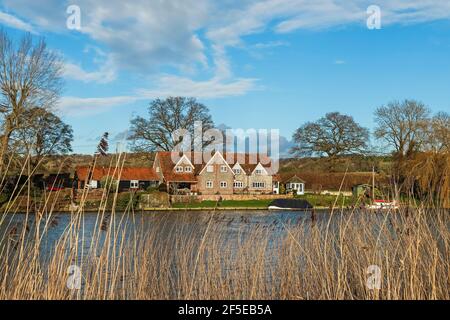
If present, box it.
[0,11,35,33]
[63,58,117,84]
[58,96,138,117]
[138,75,259,100]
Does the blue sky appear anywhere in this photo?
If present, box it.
[1,0,449,154]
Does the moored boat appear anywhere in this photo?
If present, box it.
[268,199,313,211]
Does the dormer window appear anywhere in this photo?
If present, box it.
[207,165,214,173]
[255,169,263,175]
[233,168,241,175]
[185,166,192,173]
[220,165,228,173]
[176,166,183,173]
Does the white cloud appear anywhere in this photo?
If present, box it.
[0,11,35,33]
[6,0,450,117]
[58,96,138,117]
[138,75,259,100]
[63,59,116,84]
[4,0,450,74]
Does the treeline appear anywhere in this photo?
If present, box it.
[0,30,73,175]
[289,100,449,205]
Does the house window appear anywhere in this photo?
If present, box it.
[206,181,213,188]
[185,166,192,173]
[220,165,228,173]
[252,182,266,189]
[255,169,263,175]
[220,181,228,188]
[207,165,214,173]
[156,167,160,173]
[234,181,244,188]
[89,180,98,189]
[130,180,139,189]
[233,168,241,175]
[176,166,183,173]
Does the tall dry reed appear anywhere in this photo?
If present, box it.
[0,155,448,300]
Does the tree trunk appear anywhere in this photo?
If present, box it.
[0,124,13,178]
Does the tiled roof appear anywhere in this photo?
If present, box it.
[76,167,159,181]
[281,174,305,183]
[155,151,278,182]
[156,152,197,183]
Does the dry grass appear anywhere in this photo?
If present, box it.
[0,155,448,300]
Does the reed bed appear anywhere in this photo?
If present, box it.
[0,157,448,300]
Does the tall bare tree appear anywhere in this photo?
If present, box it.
[374,100,430,158]
[10,107,73,168]
[426,111,449,153]
[0,30,63,175]
[291,112,369,158]
[128,97,215,151]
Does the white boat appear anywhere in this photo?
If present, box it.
[367,200,400,210]
[268,199,313,211]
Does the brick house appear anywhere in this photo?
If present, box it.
[153,151,278,195]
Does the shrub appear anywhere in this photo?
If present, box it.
[158,183,168,193]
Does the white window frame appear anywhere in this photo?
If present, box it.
[255,169,263,175]
[89,180,98,189]
[207,165,214,173]
[220,181,228,188]
[185,166,192,173]
[233,168,241,175]
[206,181,213,189]
[234,181,244,188]
[220,165,228,173]
[130,180,139,189]
[252,182,266,189]
[176,166,183,173]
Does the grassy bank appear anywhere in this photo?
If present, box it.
[171,194,358,210]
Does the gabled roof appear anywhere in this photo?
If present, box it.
[154,151,277,181]
[76,167,159,181]
[283,174,305,184]
[198,151,234,175]
[155,152,197,183]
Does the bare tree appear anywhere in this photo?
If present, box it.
[0,30,63,175]
[128,97,215,151]
[374,100,430,158]
[291,112,369,158]
[10,107,73,168]
[426,111,449,153]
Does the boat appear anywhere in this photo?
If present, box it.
[367,199,400,210]
[366,167,400,211]
[268,199,313,211]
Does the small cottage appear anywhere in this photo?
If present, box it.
[283,175,306,195]
[75,167,160,191]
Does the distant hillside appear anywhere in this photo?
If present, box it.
[33,152,155,175]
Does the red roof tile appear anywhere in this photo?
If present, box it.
[155,151,277,181]
[76,166,159,181]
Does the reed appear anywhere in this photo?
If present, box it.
[0,156,448,300]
